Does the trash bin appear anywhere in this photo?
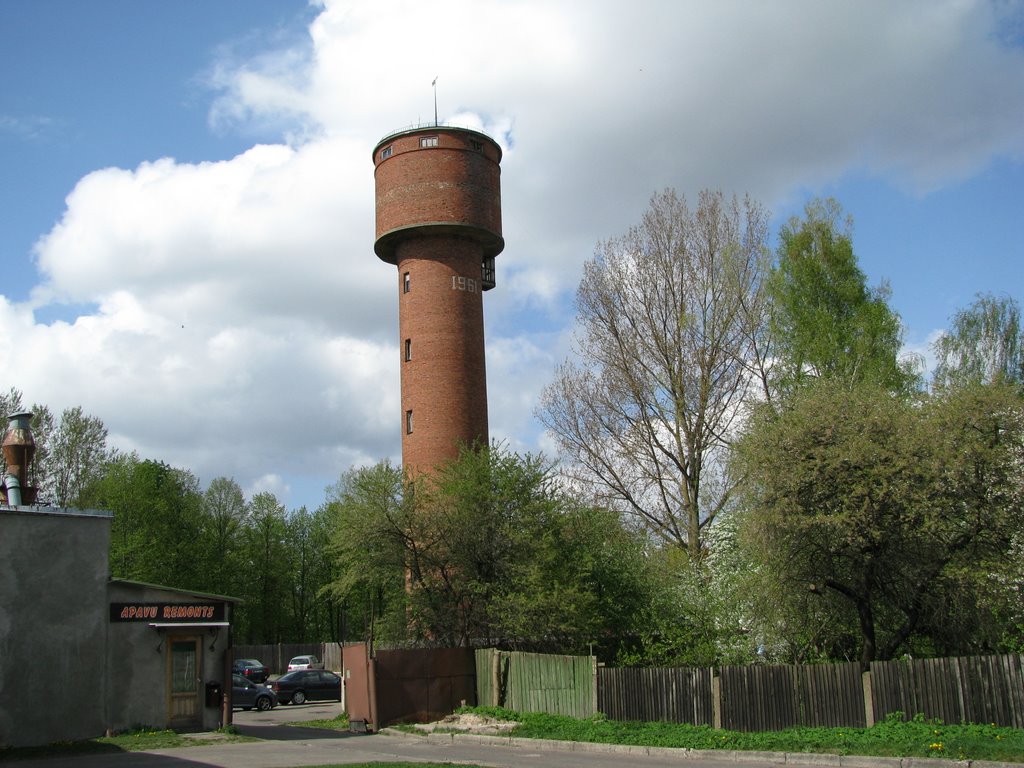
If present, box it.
[205,681,222,708]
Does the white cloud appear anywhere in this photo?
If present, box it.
[3,0,1021,509]
[246,473,291,503]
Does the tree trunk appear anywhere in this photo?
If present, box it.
[857,597,876,670]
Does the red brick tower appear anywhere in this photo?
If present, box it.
[373,126,503,475]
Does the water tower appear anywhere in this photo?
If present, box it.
[372,125,503,475]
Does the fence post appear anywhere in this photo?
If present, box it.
[491,650,501,707]
[862,670,875,727]
[712,668,722,729]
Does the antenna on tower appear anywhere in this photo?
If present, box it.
[432,76,438,126]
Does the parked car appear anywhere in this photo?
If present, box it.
[232,658,270,683]
[286,654,323,671]
[272,669,342,705]
[232,674,278,711]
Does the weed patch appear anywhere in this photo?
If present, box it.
[289,712,351,731]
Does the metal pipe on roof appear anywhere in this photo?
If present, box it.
[3,472,21,506]
[2,411,36,506]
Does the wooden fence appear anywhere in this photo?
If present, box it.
[476,649,597,719]
[233,642,344,674]
[717,662,865,731]
[595,655,1024,731]
[870,655,1024,729]
[599,666,713,725]
[235,644,1024,732]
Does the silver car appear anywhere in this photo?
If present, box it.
[286,654,323,671]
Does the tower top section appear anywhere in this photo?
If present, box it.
[373,124,504,266]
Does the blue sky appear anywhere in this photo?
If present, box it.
[1,1,316,304]
[2,0,1022,512]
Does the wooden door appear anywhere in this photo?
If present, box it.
[168,636,202,729]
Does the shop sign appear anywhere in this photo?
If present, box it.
[110,602,225,622]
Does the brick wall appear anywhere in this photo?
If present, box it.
[397,237,489,473]
[372,126,503,474]
[373,127,503,263]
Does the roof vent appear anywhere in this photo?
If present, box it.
[2,411,37,506]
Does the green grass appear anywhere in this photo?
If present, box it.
[0,726,255,761]
[288,712,351,730]
[456,707,1024,762]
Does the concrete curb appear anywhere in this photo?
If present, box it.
[381,727,1019,768]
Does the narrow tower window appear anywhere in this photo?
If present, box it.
[403,272,410,293]
[481,257,496,290]
[405,410,414,434]
[380,145,393,160]
[404,338,412,361]
[419,136,438,148]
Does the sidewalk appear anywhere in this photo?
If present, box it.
[385,728,1024,768]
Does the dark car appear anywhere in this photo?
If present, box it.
[232,658,270,683]
[232,673,278,711]
[272,669,342,705]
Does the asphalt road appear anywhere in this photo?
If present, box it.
[26,705,854,768]
[233,698,348,727]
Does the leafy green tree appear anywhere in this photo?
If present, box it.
[617,512,765,667]
[0,387,23,420]
[303,502,344,642]
[46,406,112,506]
[423,445,651,653]
[325,446,652,654]
[736,381,1024,665]
[198,476,247,597]
[84,453,206,588]
[237,491,291,643]
[25,406,54,498]
[769,198,913,394]
[933,293,1023,390]
[322,460,412,646]
[539,189,773,560]
[286,505,338,643]
[979,534,1024,653]
[407,444,553,647]
[503,502,651,658]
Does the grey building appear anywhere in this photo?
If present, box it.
[0,414,237,749]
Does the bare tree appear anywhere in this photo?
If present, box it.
[537,189,772,560]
